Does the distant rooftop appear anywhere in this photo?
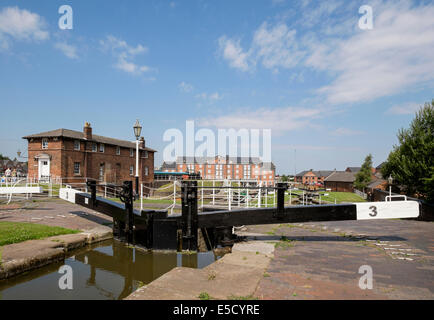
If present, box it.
[324,171,356,182]
[295,170,334,177]
[176,156,274,166]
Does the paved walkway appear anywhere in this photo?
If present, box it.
[0,199,113,280]
[0,199,113,231]
[244,220,434,299]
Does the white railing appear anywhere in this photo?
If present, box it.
[136,179,277,214]
[354,189,368,200]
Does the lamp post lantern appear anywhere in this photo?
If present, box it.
[388,175,393,197]
[133,119,142,198]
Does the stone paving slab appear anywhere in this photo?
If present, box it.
[0,199,113,231]
[245,221,434,300]
[126,242,273,300]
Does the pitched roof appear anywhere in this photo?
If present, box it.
[324,171,356,182]
[176,156,265,165]
[367,179,387,189]
[161,162,177,170]
[313,170,334,178]
[295,170,308,177]
[346,167,361,173]
[376,162,386,170]
[296,170,334,178]
[23,129,156,152]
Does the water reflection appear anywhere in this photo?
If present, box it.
[0,239,221,300]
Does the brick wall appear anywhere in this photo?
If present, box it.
[26,137,154,185]
[177,161,275,184]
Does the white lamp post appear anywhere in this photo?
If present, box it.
[133,119,142,198]
[388,175,393,197]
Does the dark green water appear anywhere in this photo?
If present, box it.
[0,239,221,300]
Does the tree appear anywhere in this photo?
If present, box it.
[381,100,434,201]
[0,153,10,161]
[354,154,373,191]
[281,175,288,182]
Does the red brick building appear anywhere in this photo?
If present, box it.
[295,170,334,185]
[171,156,276,185]
[23,123,156,186]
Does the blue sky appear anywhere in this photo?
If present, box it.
[0,0,433,174]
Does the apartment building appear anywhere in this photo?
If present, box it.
[171,156,276,185]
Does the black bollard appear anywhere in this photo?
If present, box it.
[275,182,288,219]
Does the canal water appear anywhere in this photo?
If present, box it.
[0,239,222,300]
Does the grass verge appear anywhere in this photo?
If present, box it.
[0,221,80,246]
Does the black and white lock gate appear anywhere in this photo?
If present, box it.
[59,181,420,251]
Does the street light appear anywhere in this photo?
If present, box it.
[133,119,142,198]
[17,149,28,159]
[388,175,393,197]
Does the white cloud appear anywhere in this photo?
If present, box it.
[0,6,49,50]
[218,22,303,72]
[54,42,78,59]
[208,92,223,101]
[198,106,321,131]
[195,92,223,102]
[100,35,152,75]
[386,102,423,115]
[218,1,434,105]
[179,81,194,93]
[331,128,365,136]
[273,144,336,151]
[306,1,434,104]
[218,36,250,71]
[252,22,304,70]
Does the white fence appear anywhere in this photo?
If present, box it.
[354,189,368,200]
[2,177,282,214]
[139,180,279,215]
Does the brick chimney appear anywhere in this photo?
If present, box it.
[140,136,145,148]
[84,122,92,140]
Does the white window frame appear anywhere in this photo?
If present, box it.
[130,165,134,176]
[92,143,97,152]
[42,138,48,149]
[144,150,148,158]
[74,140,80,151]
[116,146,121,155]
[145,166,149,176]
[99,144,105,153]
[73,162,80,175]
[130,148,134,157]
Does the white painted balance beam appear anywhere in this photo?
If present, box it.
[0,187,43,194]
[355,200,419,220]
[59,188,83,204]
